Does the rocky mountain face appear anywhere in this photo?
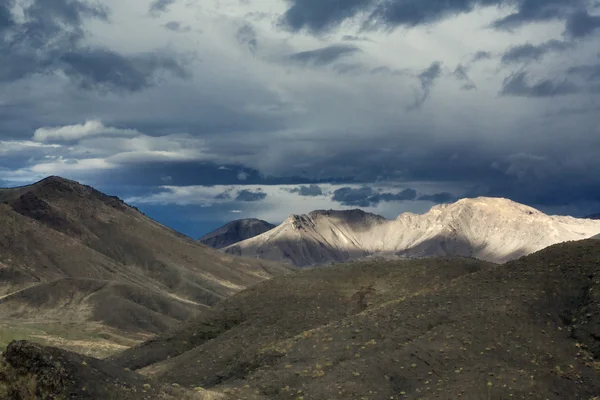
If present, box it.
[224,198,600,266]
[199,218,275,249]
[0,176,288,356]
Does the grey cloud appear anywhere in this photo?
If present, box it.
[280,0,589,33]
[418,192,457,203]
[565,10,600,38]
[59,49,191,92]
[342,35,372,42]
[471,51,493,62]
[287,45,361,66]
[282,0,372,33]
[501,40,570,64]
[149,0,175,15]
[0,0,187,92]
[454,64,470,81]
[568,64,600,81]
[164,21,191,32]
[235,189,267,202]
[492,0,587,30]
[500,72,580,97]
[236,24,258,55]
[409,61,443,110]
[289,184,323,196]
[332,187,419,207]
[215,189,233,200]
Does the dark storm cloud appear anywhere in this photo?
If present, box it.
[236,24,258,55]
[0,0,188,91]
[235,189,267,202]
[418,192,457,203]
[491,0,588,30]
[215,189,233,200]
[59,49,190,92]
[288,184,323,196]
[287,45,361,66]
[149,0,175,15]
[501,40,570,64]
[280,0,591,33]
[332,187,419,207]
[500,72,580,97]
[564,10,600,38]
[409,61,442,110]
[568,64,600,81]
[281,0,372,33]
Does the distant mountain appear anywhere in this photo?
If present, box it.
[586,213,600,220]
[225,197,600,266]
[199,218,275,249]
[0,176,288,356]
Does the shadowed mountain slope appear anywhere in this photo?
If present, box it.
[225,198,600,266]
[107,239,600,400]
[199,219,275,249]
[0,177,288,354]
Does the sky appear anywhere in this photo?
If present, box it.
[1,0,600,238]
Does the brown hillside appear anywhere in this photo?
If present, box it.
[111,240,600,400]
[0,177,289,355]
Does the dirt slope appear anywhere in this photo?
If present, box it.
[111,239,600,400]
[225,198,600,266]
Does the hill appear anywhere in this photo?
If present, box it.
[199,219,275,249]
[225,198,600,266]
[12,239,595,399]
[587,213,600,220]
[0,176,288,356]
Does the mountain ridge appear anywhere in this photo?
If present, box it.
[0,176,289,356]
[225,197,600,266]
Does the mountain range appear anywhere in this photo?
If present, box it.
[224,197,600,266]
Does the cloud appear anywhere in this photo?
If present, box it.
[149,0,175,16]
[568,64,600,81]
[501,40,571,64]
[289,184,323,197]
[491,0,588,30]
[164,21,191,33]
[0,0,188,93]
[235,189,267,202]
[59,49,190,92]
[287,45,361,67]
[33,120,139,142]
[418,192,457,203]
[499,72,580,97]
[332,187,419,207]
[409,61,443,110]
[280,0,590,33]
[565,10,600,38]
[471,51,493,62]
[236,24,258,55]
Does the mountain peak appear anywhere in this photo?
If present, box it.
[199,218,276,249]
